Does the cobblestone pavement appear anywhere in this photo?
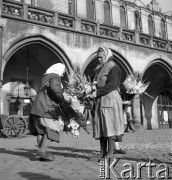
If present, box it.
[0,126,172,180]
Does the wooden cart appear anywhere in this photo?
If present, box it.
[0,97,31,138]
[0,115,28,138]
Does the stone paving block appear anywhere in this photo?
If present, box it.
[0,129,172,180]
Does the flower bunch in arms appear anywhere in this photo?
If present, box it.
[67,119,80,138]
[123,71,151,97]
[62,67,95,137]
[64,67,96,102]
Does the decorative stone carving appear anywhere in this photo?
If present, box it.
[122,31,134,42]
[58,16,74,28]
[153,39,167,49]
[28,10,53,24]
[2,3,22,17]
[100,26,118,38]
[81,22,95,33]
[135,10,141,31]
[139,35,151,45]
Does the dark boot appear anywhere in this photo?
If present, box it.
[90,137,107,162]
[100,137,107,159]
[105,138,114,160]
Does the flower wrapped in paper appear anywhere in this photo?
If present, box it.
[123,72,151,100]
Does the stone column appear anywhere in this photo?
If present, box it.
[131,94,143,130]
[143,94,158,130]
[0,80,3,115]
[0,26,3,114]
[151,97,159,129]
[0,27,3,83]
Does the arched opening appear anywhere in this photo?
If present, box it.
[1,38,72,116]
[86,0,95,20]
[120,6,126,28]
[104,0,111,24]
[160,19,166,38]
[142,60,172,129]
[157,91,172,129]
[148,15,154,36]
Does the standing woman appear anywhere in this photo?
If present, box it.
[29,63,66,161]
[92,47,124,160]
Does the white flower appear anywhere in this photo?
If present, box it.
[67,119,80,138]
[85,84,92,94]
[123,72,150,95]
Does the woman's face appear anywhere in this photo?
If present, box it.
[97,52,106,65]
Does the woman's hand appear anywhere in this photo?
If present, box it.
[123,101,131,105]
[88,91,97,99]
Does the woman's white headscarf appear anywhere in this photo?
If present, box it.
[45,63,65,77]
[99,47,113,62]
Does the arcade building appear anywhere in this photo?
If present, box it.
[0,0,172,130]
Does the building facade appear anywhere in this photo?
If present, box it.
[0,0,172,130]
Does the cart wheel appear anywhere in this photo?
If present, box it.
[3,115,28,138]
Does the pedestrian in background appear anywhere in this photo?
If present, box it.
[124,103,136,133]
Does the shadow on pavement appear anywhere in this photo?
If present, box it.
[49,146,98,154]
[0,147,94,161]
[0,148,40,161]
[52,151,90,160]
[18,172,63,180]
[49,146,100,160]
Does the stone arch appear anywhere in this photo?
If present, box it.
[1,35,73,80]
[82,48,133,91]
[142,59,172,92]
[141,59,172,129]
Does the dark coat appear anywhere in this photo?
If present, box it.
[30,73,63,119]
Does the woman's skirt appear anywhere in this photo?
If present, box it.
[28,114,60,142]
[93,90,124,141]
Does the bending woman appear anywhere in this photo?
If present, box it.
[29,63,66,161]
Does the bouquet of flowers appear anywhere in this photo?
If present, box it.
[59,99,89,137]
[62,67,96,137]
[123,72,151,100]
[67,119,80,138]
[64,67,96,102]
